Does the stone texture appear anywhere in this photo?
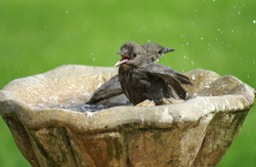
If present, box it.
[0,65,255,167]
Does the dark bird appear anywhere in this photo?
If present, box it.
[115,41,191,105]
[87,42,175,107]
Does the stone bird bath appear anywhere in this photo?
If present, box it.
[0,65,254,167]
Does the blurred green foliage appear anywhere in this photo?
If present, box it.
[0,0,255,166]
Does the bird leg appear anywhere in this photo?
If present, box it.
[136,100,156,107]
[160,98,185,105]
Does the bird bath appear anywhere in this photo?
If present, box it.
[0,65,254,167]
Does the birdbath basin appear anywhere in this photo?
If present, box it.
[0,65,254,167]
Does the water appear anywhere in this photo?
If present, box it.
[50,103,105,112]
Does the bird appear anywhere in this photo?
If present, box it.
[87,42,175,107]
[115,41,191,105]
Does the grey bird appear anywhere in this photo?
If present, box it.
[115,42,191,105]
[87,42,174,107]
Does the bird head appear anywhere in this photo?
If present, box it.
[141,43,175,62]
[115,42,147,67]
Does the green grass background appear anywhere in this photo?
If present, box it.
[0,0,255,166]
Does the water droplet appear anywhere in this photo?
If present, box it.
[191,74,196,80]
[194,9,198,13]
[247,75,250,79]
[191,21,194,24]
[142,26,146,29]
[166,24,170,28]
[200,37,204,40]
[181,44,184,47]
[208,43,211,46]
[128,13,132,16]
[90,52,94,56]
[237,11,241,15]
[147,40,151,43]
[184,55,187,59]
[253,60,255,64]
[65,10,69,14]
[191,60,195,65]
[185,92,189,99]
[181,69,184,73]
[213,0,215,2]
[216,37,218,40]
[218,28,223,34]
[43,25,47,29]
[233,6,237,9]
[180,34,184,38]
[186,42,190,45]
[93,57,96,61]
[87,112,94,119]
[231,29,234,33]
[253,20,256,24]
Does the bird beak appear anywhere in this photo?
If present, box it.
[114,53,131,67]
[116,51,123,55]
[164,48,175,53]
[115,59,129,67]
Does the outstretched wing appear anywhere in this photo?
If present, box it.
[146,63,192,85]
[145,63,190,99]
[87,75,124,104]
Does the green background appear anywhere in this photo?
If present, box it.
[0,0,255,166]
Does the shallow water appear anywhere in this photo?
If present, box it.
[50,103,106,112]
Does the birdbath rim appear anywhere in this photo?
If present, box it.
[0,65,254,134]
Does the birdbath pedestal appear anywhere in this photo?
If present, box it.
[0,65,254,167]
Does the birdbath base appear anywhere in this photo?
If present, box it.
[0,65,254,167]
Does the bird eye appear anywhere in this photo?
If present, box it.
[133,52,137,57]
[158,50,163,54]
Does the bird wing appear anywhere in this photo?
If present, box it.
[87,75,124,104]
[145,63,190,99]
[146,63,191,85]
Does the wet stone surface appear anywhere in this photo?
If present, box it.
[0,65,255,167]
